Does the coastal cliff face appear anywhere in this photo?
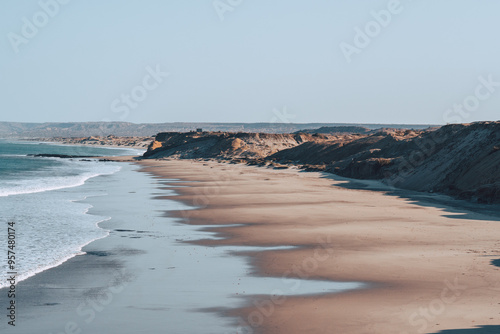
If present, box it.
[272,122,500,203]
[143,131,331,159]
[144,122,500,204]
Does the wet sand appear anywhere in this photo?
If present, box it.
[0,160,359,334]
[0,163,246,333]
[138,158,500,334]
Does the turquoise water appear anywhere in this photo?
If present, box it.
[0,140,141,287]
[0,140,142,196]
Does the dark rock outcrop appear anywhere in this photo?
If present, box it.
[28,154,97,158]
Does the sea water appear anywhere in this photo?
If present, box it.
[0,140,142,288]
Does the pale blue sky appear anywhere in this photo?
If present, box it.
[1,0,499,124]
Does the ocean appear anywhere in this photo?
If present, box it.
[0,140,142,288]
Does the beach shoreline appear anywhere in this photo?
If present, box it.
[137,158,500,334]
[1,162,249,333]
[0,155,361,334]
[2,150,499,333]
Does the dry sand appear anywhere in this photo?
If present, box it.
[138,158,500,334]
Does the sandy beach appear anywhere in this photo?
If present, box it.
[1,156,499,334]
[138,158,500,334]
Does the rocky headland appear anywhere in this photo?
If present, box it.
[143,122,500,204]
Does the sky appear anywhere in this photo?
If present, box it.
[1,0,499,125]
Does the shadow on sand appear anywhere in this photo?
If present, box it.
[316,172,500,222]
[429,326,500,333]
[304,172,500,334]
[491,259,500,267]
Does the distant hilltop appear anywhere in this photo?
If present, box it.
[294,126,371,134]
[0,121,435,138]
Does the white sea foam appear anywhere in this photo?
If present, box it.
[0,191,112,289]
[0,218,110,289]
[0,162,121,197]
[0,144,124,288]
